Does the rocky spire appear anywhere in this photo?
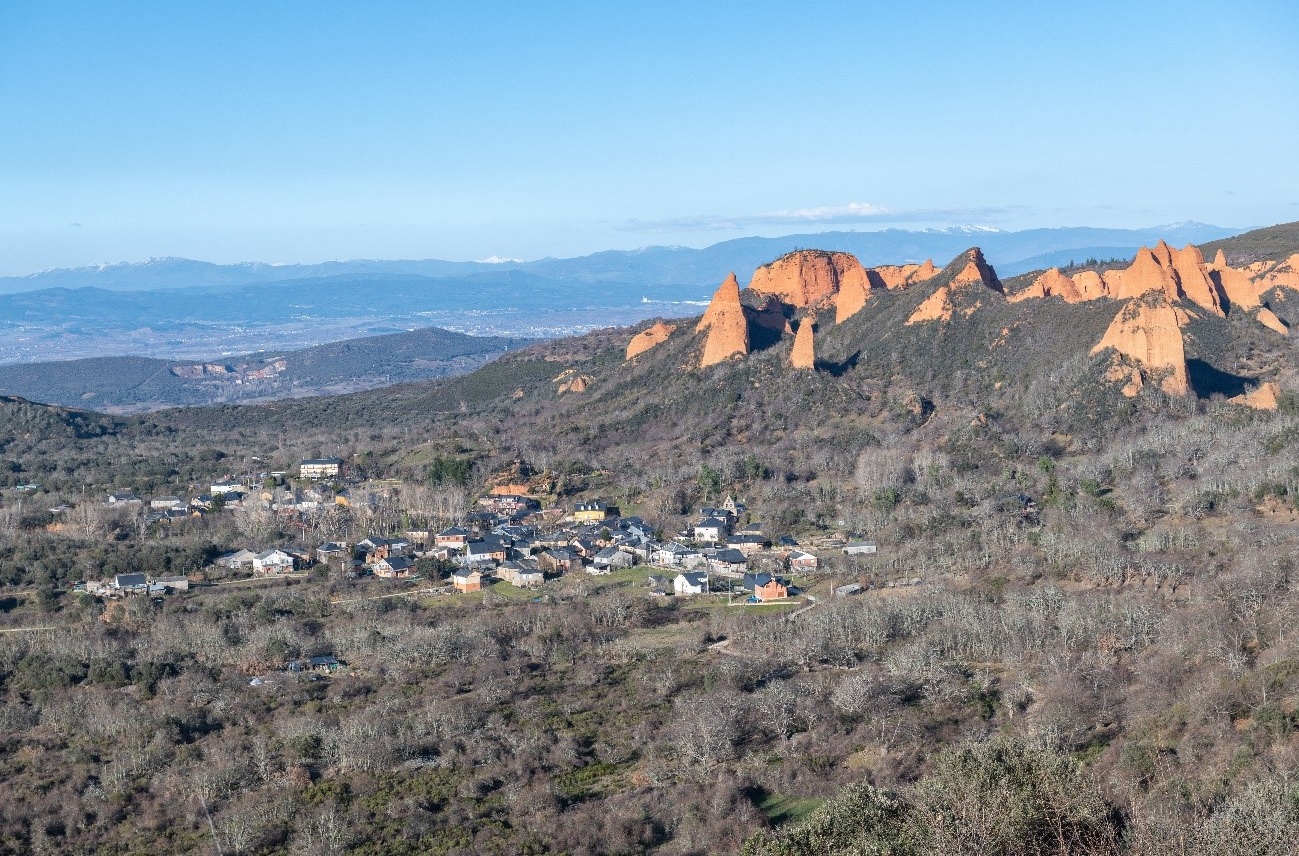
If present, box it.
[695,273,750,367]
[790,315,816,369]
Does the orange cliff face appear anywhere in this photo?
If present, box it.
[1230,382,1280,411]
[867,260,939,289]
[906,248,1002,325]
[745,249,943,325]
[1255,307,1290,336]
[950,248,1003,292]
[748,250,869,309]
[1208,249,1262,310]
[695,273,750,367]
[1252,253,1299,293]
[625,321,677,360]
[1090,295,1190,397]
[789,315,816,369]
[1018,241,1231,316]
[1169,244,1224,314]
[1009,267,1083,303]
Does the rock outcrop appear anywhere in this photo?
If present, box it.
[745,250,944,325]
[748,250,870,309]
[1230,382,1280,411]
[1014,241,1251,318]
[790,315,816,369]
[1009,267,1084,303]
[1090,295,1190,397]
[553,369,593,395]
[949,248,1003,293]
[867,260,939,289]
[1169,244,1224,314]
[1256,307,1290,335]
[834,275,871,323]
[1252,254,1299,293]
[907,249,1002,325]
[1208,249,1261,310]
[626,321,677,360]
[907,288,956,324]
[695,273,750,367]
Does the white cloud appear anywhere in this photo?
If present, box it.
[619,202,1015,232]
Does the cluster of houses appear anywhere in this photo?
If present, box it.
[101,458,348,525]
[88,453,885,604]
[405,495,824,601]
[106,479,255,524]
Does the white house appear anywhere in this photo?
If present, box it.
[844,541,878,556]
[252,549,296,575]
[673,572,709,595]
[693,517,729,544]
[788,550,819,571]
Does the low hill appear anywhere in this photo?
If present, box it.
[1199,220,1299,266]
[0,327,529,412]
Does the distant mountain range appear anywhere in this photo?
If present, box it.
[0,223,1241,366]
[2,222,1237,294]
[0,327,528,413]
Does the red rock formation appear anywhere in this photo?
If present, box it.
[1230,382,1279,411]
[1113,245,1181,303]
[1170,245,1225,315]
[907,288,955,324]
[1253,254,1299,293]
[1071,270,1110,300]
[695,273,750,367]
[1010,267,1085,303]
[1208,249,1262,310]
[626,321,677,359]
[1256,307,1289,335]
[790,315,816,369]
[748,250,869,308]
[1100,241,1224,315]
[552,369,594,394]
[1090,295,1190,397]
[912,259,940,282]
[949,248,1003,293]
[867,260,939,289]
[906,249,1002,324]
[834,276,870,323]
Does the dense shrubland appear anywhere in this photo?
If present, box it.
[1,290,1298,852]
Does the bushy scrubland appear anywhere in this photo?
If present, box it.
[1,301,1299,853]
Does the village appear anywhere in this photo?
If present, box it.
[74,455,886,610]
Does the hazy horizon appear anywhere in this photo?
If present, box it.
[0,219,1251,279]
[2,1,1295,276]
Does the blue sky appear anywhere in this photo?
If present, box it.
[1,0,1296,274]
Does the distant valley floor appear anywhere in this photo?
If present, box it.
[0,326,546,413]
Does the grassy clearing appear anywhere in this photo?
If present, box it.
[757,792,826,826]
